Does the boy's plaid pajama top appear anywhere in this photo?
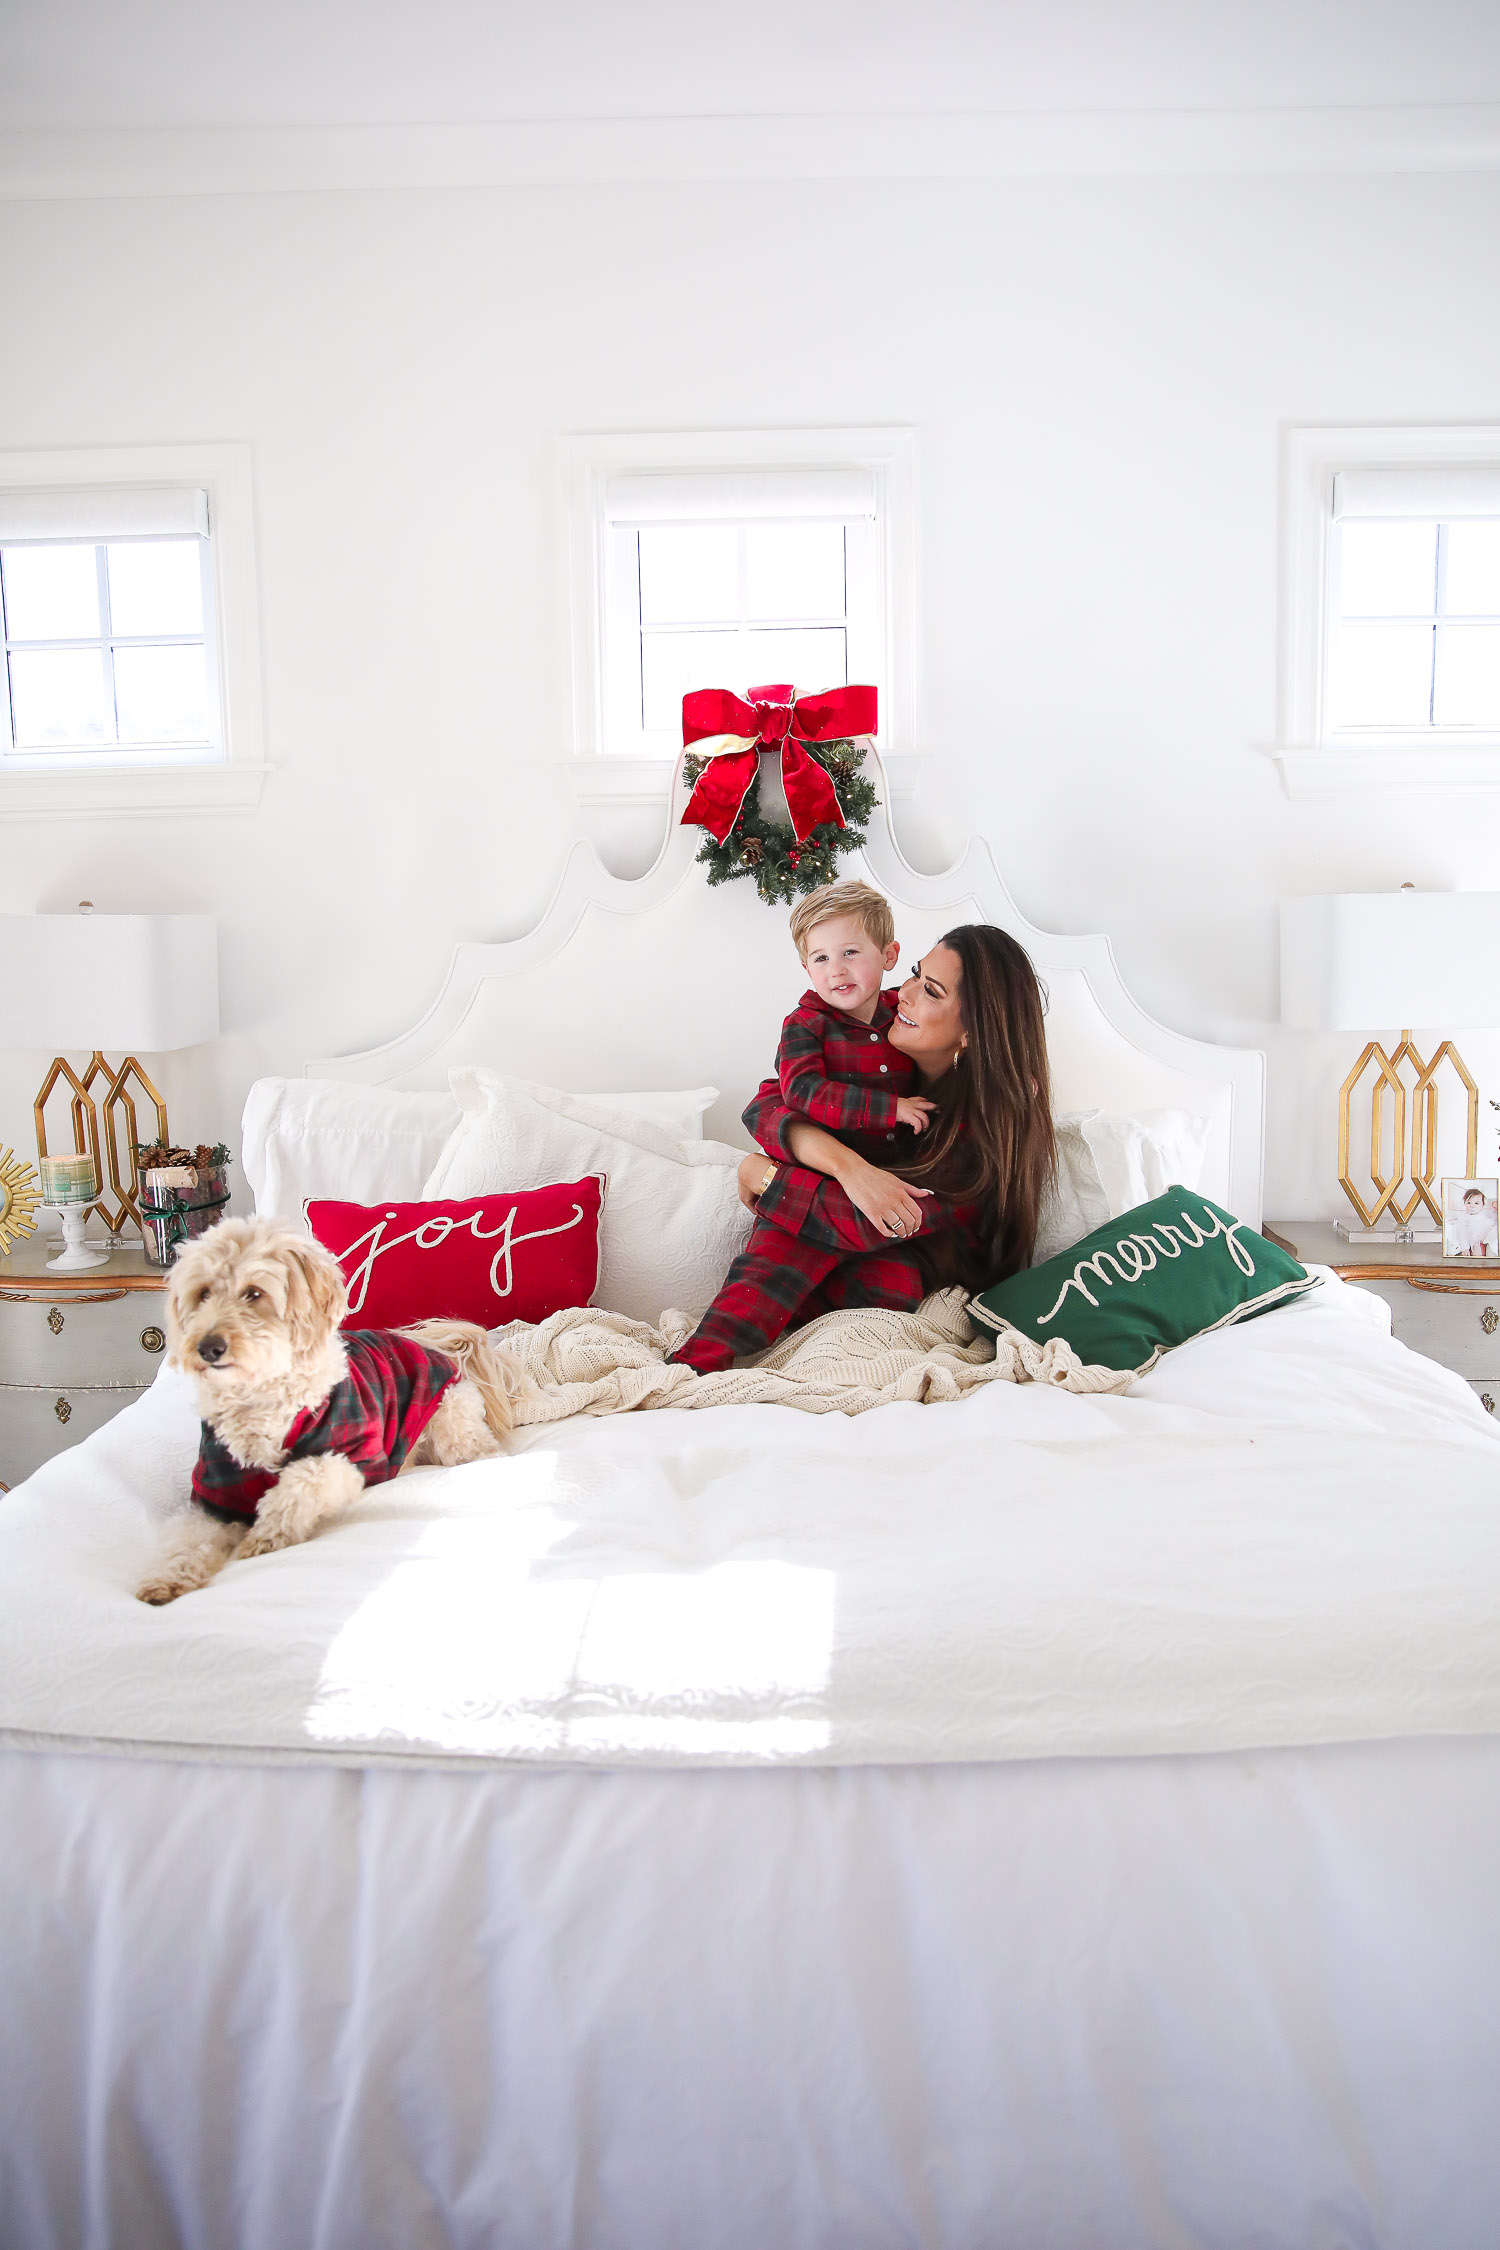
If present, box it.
[191,1331,461,1522]
[775,987,917,1161]
[669,1032,986,1374]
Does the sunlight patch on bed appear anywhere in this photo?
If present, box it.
[305,1482,837,1758]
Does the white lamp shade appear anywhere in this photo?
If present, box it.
[0,914,218,1050]
[1280,893,1500,1031]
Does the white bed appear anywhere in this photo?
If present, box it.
[3,790,1498,2250]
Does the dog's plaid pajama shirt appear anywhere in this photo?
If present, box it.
[191,1330,461,1522]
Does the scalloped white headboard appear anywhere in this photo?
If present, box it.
[310,761,1265,1225]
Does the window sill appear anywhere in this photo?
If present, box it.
[566,752,924,807]
[1267,744,1500,797]
[0,761,272,819]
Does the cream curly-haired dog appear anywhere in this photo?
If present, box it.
[138,1215,518,1605]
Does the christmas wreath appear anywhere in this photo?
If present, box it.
[680,739,878,907]
[677,682,882,908]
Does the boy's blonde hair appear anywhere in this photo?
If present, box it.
[789,880,895,959]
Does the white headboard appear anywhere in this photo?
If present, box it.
[309,762,1265,1225]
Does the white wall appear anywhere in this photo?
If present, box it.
[2,170,1498,1220]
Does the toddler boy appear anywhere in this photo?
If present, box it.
[666,880,934,1373]
[776,880,932,1155]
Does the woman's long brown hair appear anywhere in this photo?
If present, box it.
[900,924,1056,1290]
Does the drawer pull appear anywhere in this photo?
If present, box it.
[1483,1308,1499,1336]
[1482,1392,1496,1414]
[140,1325,166,1355]
[54,1397,71,1425]
[48,1308,63,1335]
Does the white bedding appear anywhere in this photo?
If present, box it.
[2,1271,1496,1772]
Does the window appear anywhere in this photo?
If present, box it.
[2,491,217,760]
[1327,474,1500,736]
[1278,427,1500,795]
[604,470,878,758]
[0,442,267,818]
[561,430,915,800]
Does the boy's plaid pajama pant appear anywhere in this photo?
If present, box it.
[670,1216,928,1373]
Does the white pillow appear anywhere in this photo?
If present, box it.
[242,1080,459,1220]
[242,1078,720,1223]
[587,1087,717,1140]
[422,1069,751,1323]
[1073,1107,1213,1215]
[1032,1109,1213,1266]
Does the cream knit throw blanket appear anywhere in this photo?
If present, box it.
[497,1289,1132,1424]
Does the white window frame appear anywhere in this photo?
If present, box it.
[0,441,268,819]
[558,429,917,803]
[1276,425,1500,797]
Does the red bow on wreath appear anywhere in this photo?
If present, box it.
[679,682,878,844]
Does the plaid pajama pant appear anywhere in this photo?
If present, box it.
[669,1216,929,1374]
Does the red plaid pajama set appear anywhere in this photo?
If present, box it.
[671,989,983,1373]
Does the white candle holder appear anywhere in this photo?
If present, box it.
[44,1203,110,1272]
[39,1153,110,1271]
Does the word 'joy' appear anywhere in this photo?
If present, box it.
[334,1204,589,1314]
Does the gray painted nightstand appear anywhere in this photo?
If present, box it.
[1271,1221,1500,1418]
[0,1236,169,1492]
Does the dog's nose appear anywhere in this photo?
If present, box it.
[197,1333,228,1364]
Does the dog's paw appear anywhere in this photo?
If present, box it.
[235,1523,288,1561]
[136,1575,185,1606]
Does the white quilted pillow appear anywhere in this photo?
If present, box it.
[423,1069,751,1324]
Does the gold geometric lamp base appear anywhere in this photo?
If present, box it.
[34,1051,171,1237]
[1337,1029,1478,1234]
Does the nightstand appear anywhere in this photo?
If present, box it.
[0,1236,169,1493]
[1272,1222,1500,1417]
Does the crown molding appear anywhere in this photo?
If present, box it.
[2,104,1499,201]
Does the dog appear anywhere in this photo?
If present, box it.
[137,1215,519,1605]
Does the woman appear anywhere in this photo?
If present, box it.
[670,924,1056,1373]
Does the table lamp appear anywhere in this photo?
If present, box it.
[1280,887,1500,1237]
[0,906,218,1239]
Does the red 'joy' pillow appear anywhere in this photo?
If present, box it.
[305,1177,605,1331]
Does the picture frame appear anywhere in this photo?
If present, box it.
[1441,1176,1500,1260]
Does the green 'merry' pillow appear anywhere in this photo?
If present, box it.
[968,1187,1319,1376]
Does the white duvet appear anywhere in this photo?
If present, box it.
[1,1271,1497,1771]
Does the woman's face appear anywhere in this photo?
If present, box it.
[889,943,967,1082]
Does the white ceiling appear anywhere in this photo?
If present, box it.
[6,0,1500,132]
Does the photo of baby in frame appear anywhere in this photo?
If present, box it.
[1441,1177,1500,1259]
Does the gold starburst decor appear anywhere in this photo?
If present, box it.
[0,1146,43,1253]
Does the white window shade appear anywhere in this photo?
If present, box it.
[1332,468,1500,520]
[605,468,877,526]
[0,486,210,542]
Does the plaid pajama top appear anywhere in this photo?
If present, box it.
[191,1330,460,1523]
[775,987,918,1160]
[743,1081,988,1273]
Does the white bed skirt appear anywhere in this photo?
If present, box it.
[4,1733,1498,2250]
